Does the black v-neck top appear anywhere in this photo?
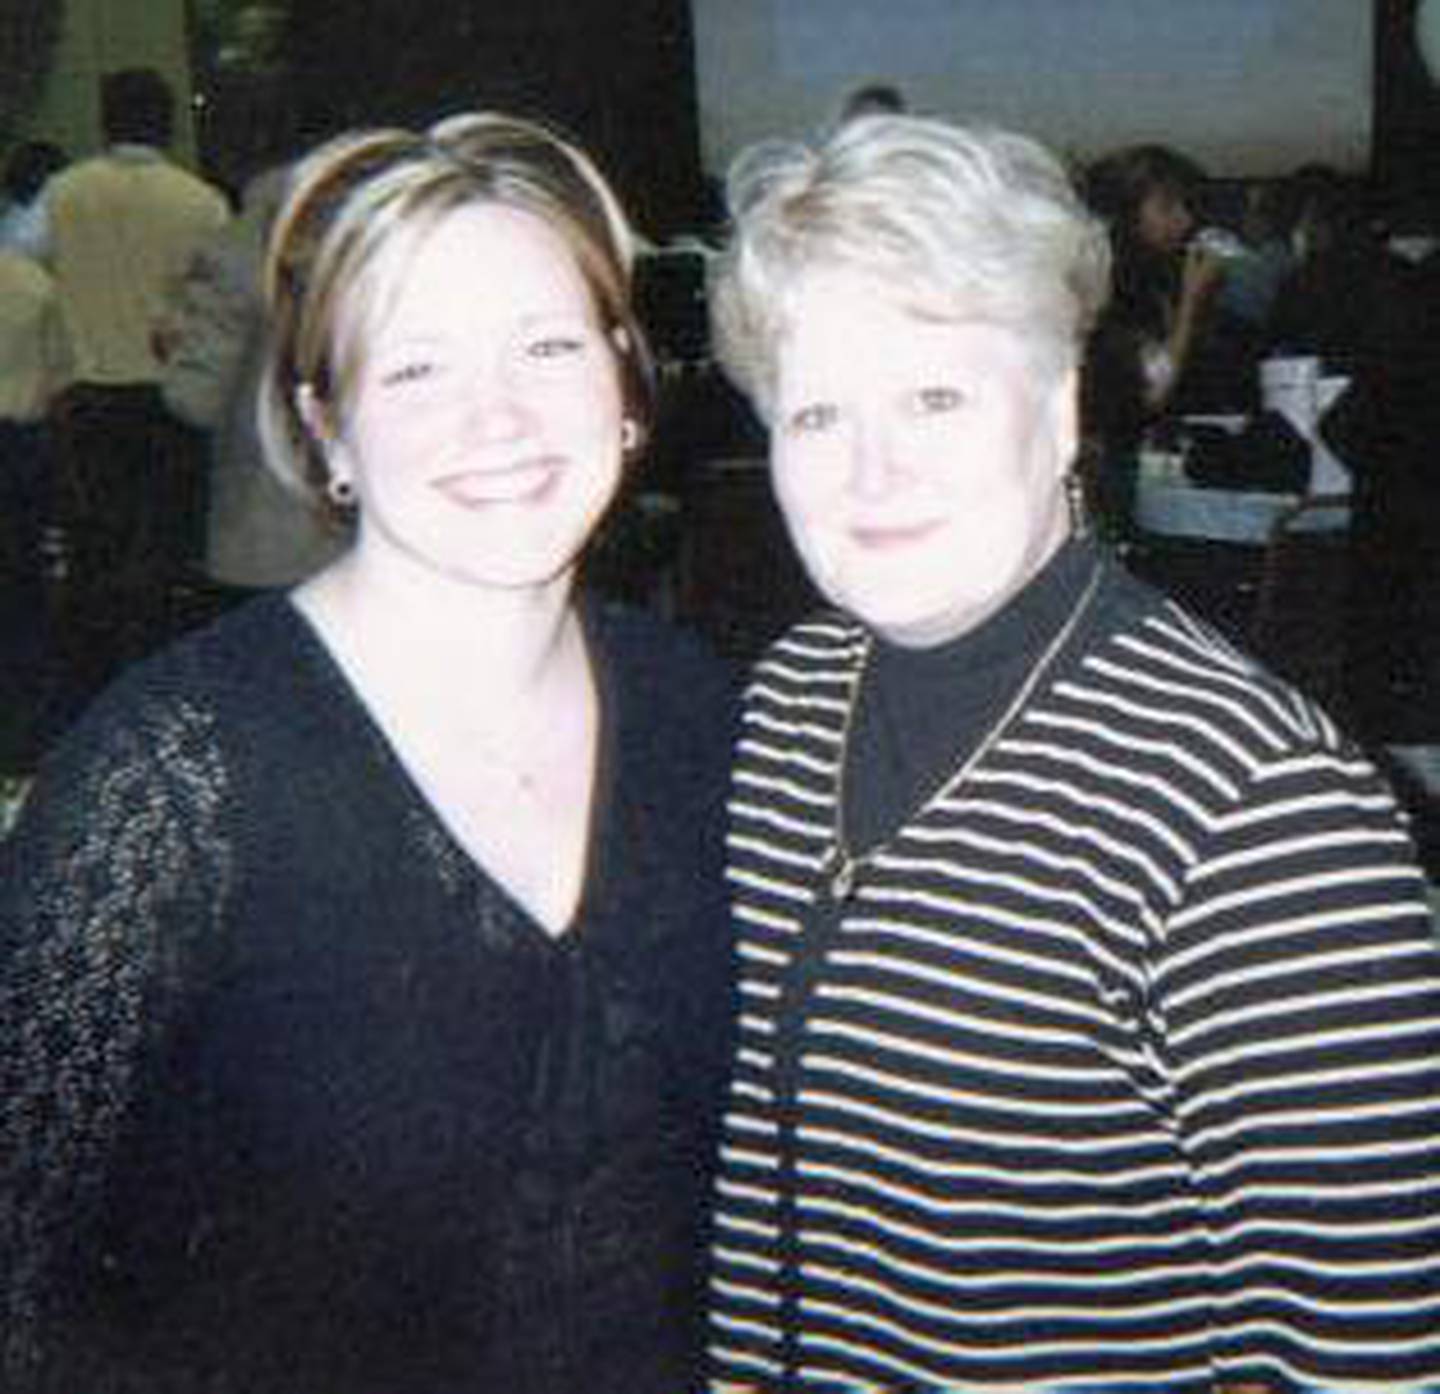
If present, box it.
[847,540,1098,850]
[1,591,738,1394]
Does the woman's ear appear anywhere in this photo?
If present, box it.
[295,381,333,445]
[296,381,357,503]
[1046,366,1081,478]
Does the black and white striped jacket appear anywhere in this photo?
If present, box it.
[707,561,1440,1392]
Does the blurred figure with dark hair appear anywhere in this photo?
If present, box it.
[1080,144,1241,530]
[1217,176,1302,331]
[836,81,907,125]
[97,66,178,146]
[1084,145,1219,407]
[161,160,346,620]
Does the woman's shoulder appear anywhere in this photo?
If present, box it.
[1,603,307,901]
[154,588,308,667]
[50,594,316,764]
[1087,558,1352,761]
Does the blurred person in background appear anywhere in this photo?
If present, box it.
[1080,143,1240,531]
[40,68,229,699]
[161,160,347,623]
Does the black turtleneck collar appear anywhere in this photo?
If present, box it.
[846,538,1102,850]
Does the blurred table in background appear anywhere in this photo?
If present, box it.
[1133,473,1348,546]
[1126,414,1350,637]
[1127,432,1353,715]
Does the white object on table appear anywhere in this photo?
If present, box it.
[1134,418,1350,545]
[1311,374,1352,494]
[1258,356,1352,495]
[1134,480,1311,545]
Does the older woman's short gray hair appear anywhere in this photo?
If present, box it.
[710,114,1111,418]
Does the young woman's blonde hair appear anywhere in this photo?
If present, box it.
[258,112,655,512]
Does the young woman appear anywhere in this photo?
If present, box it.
[1,113,735,1393]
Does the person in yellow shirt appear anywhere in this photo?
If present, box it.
[43,67,229,703]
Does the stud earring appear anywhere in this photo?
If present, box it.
[327,474,356,509]
[1063,468,1090,539]
[620,418,640,453]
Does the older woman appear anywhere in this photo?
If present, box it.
[0,114,734,1393]
[704,114,1440,1392]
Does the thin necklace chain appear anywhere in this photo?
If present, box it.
[824,562,1104,902]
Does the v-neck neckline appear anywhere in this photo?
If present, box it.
[277,591,619,949]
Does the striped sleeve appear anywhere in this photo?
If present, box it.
[1159,738,1440,1388]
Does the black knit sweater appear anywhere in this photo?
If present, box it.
[1,591,737,1394]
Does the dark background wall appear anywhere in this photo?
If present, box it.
[192,0,1437,235]
[693,0,1375,183]
[271,0,704,239]
[0,0,62,146]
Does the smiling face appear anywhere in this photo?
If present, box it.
[325,202,625,592]
[770,267,1077,647]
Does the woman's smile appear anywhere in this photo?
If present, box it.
[430,456,564,508]
[847,515,946,550]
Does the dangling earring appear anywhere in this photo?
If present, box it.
[620,417,640,453]
[1064,468,1090,540]
[328,474,356,509]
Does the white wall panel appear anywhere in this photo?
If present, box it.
[693,0,1372,179]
